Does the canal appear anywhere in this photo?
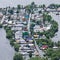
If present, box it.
[0,28,15,60]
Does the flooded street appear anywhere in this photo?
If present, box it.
[0,28,15,60]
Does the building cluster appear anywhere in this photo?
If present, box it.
[0,7,52,59]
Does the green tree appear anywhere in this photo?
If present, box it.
[46,48,54,57]
[56,41,60,47]
[8,9,14,14]
[51,56,59,60]
[39,10,42,14]
[6,30,13,39]
[42,4,45,9]
[46,48,60,60]
[17,5,21,10]
[31,2,36,8]
[29,56,47,60]
[25,5,31,14]
[10,39,15,46]
[0,24,2,28]
[8,15,11,20]
[13,53,23,60]
[29,51,32,58]
[14,43,20,52]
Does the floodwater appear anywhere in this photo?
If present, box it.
[50,12,60,42]
[0,28,15,60]
[0,0,60,8]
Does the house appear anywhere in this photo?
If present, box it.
[57,7,60,11]
[12,13,17,20]
[40,35,46,39]
[16,40,20,43]
[22,16,26,21]
[34,24,51,33]
[19,38,27,44]
[0,12,3,19]
[28,44,34,47]
[8,20,12,25]
[25,15,29,19]
[11,26,22,31]
[53,46,58,49]
[34,25,44,32]
[34,51,39,56]
[15,31,22,39]
[14,23,24,27]
[22,26,28,31]
[44,25,51,31]
[34,34,39,38]
[16,16,20,20]
[20,9,25,14]
[26,38,33,43]
[46,8,56,12]
[40,45,48,50]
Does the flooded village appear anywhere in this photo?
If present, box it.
[0,0,60,60]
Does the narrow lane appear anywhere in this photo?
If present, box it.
[27,14,31,34]
[34,39,45,57]
[27,13,45,57]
